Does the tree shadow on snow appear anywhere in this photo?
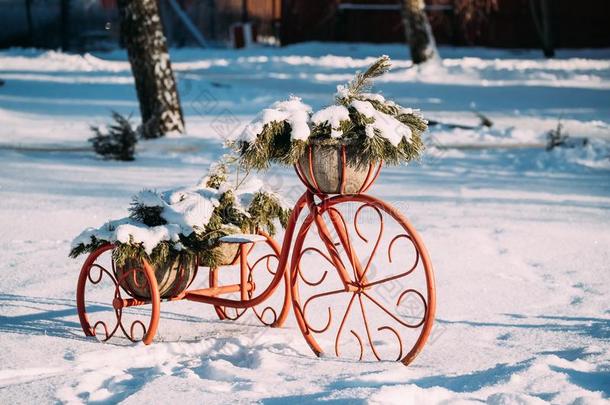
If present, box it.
[548,366,610,396]
[435,313,610,340]
[0,293,226,344]
[260,315,610,403]
[0,294,96,341]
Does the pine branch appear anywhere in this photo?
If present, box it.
[205,161,229,189]
[89,111,137,161]
[349,55,391,95]
[337,55,391,104]
[128,192,167,227]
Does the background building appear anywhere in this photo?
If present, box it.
[1,0,609,50]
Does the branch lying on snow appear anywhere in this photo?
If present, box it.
[428,110,493,130]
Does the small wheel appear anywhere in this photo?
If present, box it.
[291,194,436,365]
[209,233,290,327]
[76,244,161,344]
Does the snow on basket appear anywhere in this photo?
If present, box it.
[70,162,292,299]
[219,233,267,243]
[234,55,428,194]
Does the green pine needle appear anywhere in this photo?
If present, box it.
[236,55,427,172]
[338,55,392,104]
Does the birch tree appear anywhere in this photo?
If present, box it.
[529,0,554,58]
[454,0,498,44]
[400,0,437,64]
[117,0,185,138]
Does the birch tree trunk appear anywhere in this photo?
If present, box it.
[117,0,185,138]
[529,0,555,58]
[25,0,34,44]
[400,0,437,64]
[60,0,71,51]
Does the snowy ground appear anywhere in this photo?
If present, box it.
[0,43,609,404]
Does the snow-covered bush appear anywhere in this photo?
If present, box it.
[70,162,291,268]
[89,112,138,161]
[234,56,428,170]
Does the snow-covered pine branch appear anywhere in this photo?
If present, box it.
[234,56,428,170]
[70,165,292,268]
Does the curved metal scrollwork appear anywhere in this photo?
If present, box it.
[249,252,281,326]
[211,235,290,327]
[291,193,436,364]
[76,244,160,344]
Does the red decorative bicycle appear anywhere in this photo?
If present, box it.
[76,144,436,366]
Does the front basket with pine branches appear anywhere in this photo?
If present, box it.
[233,55,428,171]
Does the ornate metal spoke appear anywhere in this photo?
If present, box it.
[362,290,426,328]
[377,326,404,361]
[129,320,147,341]
[327,207,360,282]
[302,288,344,333]
[219,306,248,321]
[93,320,111,341]
[248,262,280,327]
[78,245,160,344]
[362,234,419,288]
[249,253,278,276]
[88,264,112,284]
[357,294,382,361]
[353,203,384,282]
[396,289,427,328]
[334,293,357,357]
[298,247,333,286]
[291,193,436,365]
[312,210,350,282]
[252,306,278,326]
[350,330,364,361]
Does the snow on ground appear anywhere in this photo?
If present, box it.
[0,43,609,404]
